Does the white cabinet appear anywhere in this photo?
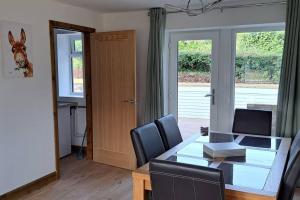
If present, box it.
[71,106,86,146]
[58,103,72,158]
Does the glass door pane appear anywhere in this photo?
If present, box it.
[177,40,213,138]
[234,30,285,134]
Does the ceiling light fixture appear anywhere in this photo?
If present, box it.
[165,0,223,16]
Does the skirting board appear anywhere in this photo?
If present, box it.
[0,172,57,200]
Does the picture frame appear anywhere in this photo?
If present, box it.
[0,20,33,78]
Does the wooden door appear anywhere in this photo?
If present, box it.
[91,30,137,170]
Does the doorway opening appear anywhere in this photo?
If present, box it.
[49,21,95,178]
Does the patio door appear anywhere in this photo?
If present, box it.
[169,31,219,138]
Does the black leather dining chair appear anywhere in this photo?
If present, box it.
[131,123,166,167]
[232,108,272,136]
[279,130,300,200]
[149,159,225,200]
[155,114,183,150]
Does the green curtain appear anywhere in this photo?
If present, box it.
[276,0,300,138]
[144,8,166,123]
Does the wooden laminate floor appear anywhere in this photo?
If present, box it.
[295,189,300,200]
[19,155,132,200]
[12,154,300,200]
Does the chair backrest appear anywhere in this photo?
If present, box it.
[279,130,300,200]
[232,109,272,136]
[150,159,225,200]
[130,123,166,167]
[155,114,183,150]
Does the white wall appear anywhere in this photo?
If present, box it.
[0,0,102,195]
[101,3,286,125]
[57,34,71,97]
[102,11,150,125]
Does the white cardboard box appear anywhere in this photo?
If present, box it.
[203,142,246,158]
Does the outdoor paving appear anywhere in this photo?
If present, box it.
[178,117,209,139]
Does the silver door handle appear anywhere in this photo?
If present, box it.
[122,99,136,104]
[204,89,215,105]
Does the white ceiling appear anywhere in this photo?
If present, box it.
[54,0,282,13]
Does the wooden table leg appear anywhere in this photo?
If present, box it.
[132,175,145,200]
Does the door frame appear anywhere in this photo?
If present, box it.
[168,30,220,130]
[49,20,95,178]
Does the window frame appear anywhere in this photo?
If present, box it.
[69,35,84,97]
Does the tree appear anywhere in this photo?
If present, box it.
[236,31,285,56]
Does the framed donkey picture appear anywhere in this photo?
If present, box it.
[0,21,33,78]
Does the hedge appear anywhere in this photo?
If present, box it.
[178,52,282,83]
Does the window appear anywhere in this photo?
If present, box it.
[234,29,285,134]
[56,32,84,98]
[70,37,84,96]
[73,39,82,52]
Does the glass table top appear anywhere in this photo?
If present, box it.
[239,136,281,150]
[225,148,276,167]
[196,136,210,143]
[166,145,272,190]
[156,133,288,193]
[218,162,270,190]
[176,143,211,159]
[196,132,239,143]
[167,155,212,167]
[209,132,235,143]
[176,141,276,167]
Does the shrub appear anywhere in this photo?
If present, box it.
[178,53,211,72]
[178,52,282,83]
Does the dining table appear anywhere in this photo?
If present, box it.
[132,132,291,200]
